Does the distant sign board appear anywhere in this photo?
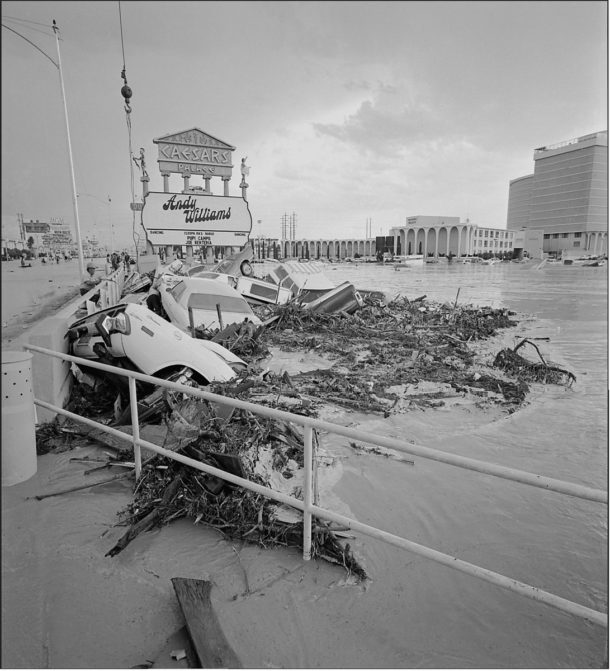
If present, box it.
[141,192,252,247]
[24,222,50,234]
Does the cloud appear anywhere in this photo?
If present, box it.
[312,79,452,158]
[314,100,437,154]
[344,80,372,92]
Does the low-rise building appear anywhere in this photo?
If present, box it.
[471,227,515,256]
[389,216,515,258]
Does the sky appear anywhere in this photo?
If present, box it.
[1,1,607,248]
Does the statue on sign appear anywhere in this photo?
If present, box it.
[240,157,250,178]
[133,147,149,179]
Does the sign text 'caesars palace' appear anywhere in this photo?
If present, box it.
[158,144,231,164]
[141,192,252,247]
[153,128,235,177]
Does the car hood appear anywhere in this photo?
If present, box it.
[119,303,241,383]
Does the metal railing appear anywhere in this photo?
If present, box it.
[24,343,608,628]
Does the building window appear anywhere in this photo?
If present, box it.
[484,231,488,237]
[574,241,580,247]
[552,234,559,239]
[544,234,550,239]
[574,232,582,238]
[484,241,488,247]
[561,233,568,238]
[495,231,499,238]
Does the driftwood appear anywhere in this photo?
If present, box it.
[105,474,183,557]
[171,578,241,669]
[494,338,576,386]
[30,470,134,501]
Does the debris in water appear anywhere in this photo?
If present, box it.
[34,288,576,581]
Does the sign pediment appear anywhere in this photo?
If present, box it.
[153,128,235,150]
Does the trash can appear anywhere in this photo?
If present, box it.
[2,350,37,486]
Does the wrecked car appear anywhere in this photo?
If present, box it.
[300,280,364,315]
[265,261,363,314]
[160,277,262,334]
[235,275,294,306]
[67,302,245,384]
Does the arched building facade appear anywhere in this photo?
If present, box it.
[255,218,521,262]
[389,216,477,257]
[277,238,377,260]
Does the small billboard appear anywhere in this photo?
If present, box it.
[141,191,252,247]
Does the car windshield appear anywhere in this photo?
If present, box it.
[169,281,188,302]
[186,265,207,275]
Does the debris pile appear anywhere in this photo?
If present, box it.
[34,277,578,580]
[94,395,366,578]
[494,338,576,386]
[251,294,536,413]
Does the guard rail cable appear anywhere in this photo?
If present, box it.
[24,344,608,628]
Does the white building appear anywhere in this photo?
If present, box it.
[389,216,515,258]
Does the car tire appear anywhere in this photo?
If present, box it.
[240,260,253,277]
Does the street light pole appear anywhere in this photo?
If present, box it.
[108,196,115,252]
[52,20,85,278]
[3,19,86,276]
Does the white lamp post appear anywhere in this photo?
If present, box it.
[52,20,85,278]
[2,19,86,277]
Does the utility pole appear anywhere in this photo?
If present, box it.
[290,211,297,241]
[108,196,115,252]
[52,20,85,277]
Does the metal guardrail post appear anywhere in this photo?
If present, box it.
[128,377,141,479]
[302,425,313,560]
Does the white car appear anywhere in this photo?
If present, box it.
[68,302,246,384]
[160,277,262,334]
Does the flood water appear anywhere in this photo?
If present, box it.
[2,257,607,668]
[317,259,608,667]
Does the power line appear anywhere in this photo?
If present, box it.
[1,23,57,67]
[1,15,53,28]
[1,16,54,38]
[118,1,127,72]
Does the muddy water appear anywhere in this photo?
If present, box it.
[324,260,608,665]
[2,259,607,668]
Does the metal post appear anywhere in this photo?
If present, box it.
[128,377,141,479]
[108,196,115,253]
[52,21,85,279]
[302,425,313,560]
[216,304,224,331]
[188,306,195,336]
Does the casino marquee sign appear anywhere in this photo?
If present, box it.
[141,192,252,247]
[153,128,235,178]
